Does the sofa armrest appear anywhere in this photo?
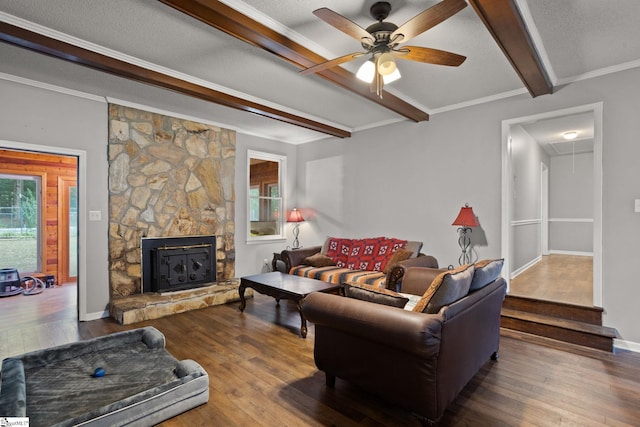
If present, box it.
[386,254,439,291]
[280,246,322,273]
[303,292,442,357]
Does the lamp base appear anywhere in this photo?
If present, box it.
[457,227,472,265]
[291,223,301,249]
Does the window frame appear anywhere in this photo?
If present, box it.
[0,172,44,274]
[246,150,286,244]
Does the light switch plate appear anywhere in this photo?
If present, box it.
[635,199,640,213]
[89,210,102,221]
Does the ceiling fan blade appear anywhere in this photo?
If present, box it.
[394,46,466,66]
[300,52,365,76]
[391,0,467,44]
[313,8,374,45]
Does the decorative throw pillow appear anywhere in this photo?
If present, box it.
[320,236,331,255]
[404,241,423,258]
[470,259,504,291]
[343,282,410,308]
[303,253,337,268]
[382,248,413,273]
[412,264,475,314]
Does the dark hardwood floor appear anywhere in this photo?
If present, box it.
[1,284,640,426]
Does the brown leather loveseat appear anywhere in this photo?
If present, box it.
[302,263,507,425]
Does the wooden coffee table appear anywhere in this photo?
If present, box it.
[239,272,342,338]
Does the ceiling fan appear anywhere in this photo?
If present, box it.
[300,0,468,97]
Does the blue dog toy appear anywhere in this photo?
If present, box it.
[93,367,105,378]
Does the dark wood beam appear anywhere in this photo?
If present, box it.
[0,21,350,138]
[469,0,552,97]
[158,0,430,122]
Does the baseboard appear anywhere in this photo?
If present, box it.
[548,250,593,256]
[614,338,640,354]
[510,255,542,279]
[81,309,110,322]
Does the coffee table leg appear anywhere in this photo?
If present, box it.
[297,299,307,338]
[238,283,247,312]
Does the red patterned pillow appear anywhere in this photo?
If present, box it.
[325,237,352,268]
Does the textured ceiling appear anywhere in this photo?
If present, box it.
[0,0,638,144]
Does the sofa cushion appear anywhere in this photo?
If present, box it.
[382,248,413,273]
[404,241,423,258]
[412,264,475,314]
[344,282,410,308]
[290,265,387,288]
[470,259,504,291]
[303,253,337,268]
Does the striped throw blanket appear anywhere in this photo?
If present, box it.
[290,265,386,288]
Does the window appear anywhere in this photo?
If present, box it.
[247,150,286,243]
[0,174,42,273]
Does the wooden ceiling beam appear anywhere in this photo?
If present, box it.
[158,0,430,122]
[469,0,552,97]
[0,21,351,138]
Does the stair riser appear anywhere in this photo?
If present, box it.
[503,296,602,325]
[501,317,613,352]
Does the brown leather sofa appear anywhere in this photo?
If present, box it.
[280,245,438,290]
[302,267,507,425]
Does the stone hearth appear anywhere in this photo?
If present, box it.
[110,280,252,325]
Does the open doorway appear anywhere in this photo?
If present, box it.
[501,103,603,307]
[0,147,81,330]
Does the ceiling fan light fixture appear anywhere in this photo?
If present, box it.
[356,59,376,83]
[376,52,396,76]
[356,58,402,85]
[383,67,401,84]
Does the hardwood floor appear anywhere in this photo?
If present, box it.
[2,286,640,426]
[509,254,593,306]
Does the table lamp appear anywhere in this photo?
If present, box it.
[452,203,479,265]
[287,208,305,249]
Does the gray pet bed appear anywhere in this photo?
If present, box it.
[0,327,208,426]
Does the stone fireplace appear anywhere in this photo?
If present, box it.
[107,104,240,323]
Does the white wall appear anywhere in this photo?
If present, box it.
[299,67,640,346]
[0,78,110,318]
[549,152,594,253]
[510,125,550,273]
[234,134,298,277]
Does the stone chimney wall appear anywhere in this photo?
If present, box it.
[107,104,235,299]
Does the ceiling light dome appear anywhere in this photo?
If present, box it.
[563,131,578,140]
[376,52,396,76]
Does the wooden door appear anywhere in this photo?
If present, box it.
[58,176,77,284]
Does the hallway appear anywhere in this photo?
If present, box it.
[508,254,593,306]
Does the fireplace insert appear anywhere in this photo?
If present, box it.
[142,236,216,293]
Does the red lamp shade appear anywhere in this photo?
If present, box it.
[452,204,479,227]
[287,208,304,223]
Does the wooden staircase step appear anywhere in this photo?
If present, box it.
[501,308,617,352]
[503,294,603,325]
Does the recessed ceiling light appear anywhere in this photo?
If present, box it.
[563,131,578,140]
